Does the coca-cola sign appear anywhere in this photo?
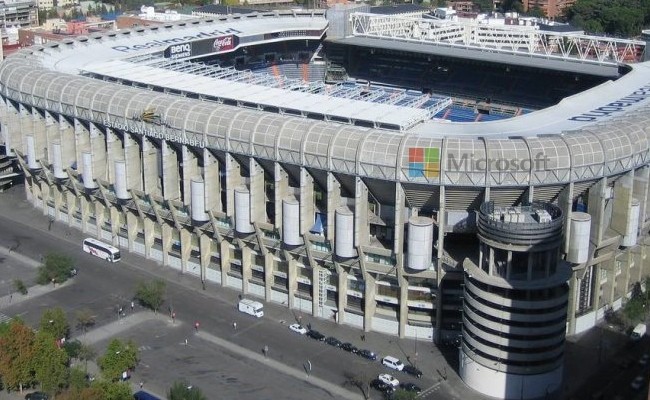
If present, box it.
[213,36,234,52]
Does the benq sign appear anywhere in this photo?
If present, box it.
[166,43,192,59]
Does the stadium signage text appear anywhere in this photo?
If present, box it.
[101,118,205,148]
[111,28,242,52]
[568,84,650,122]
[168,43,191,59]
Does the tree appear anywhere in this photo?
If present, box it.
[75,308,96,335]
[168,380,207,400]
[78,343,97,373]
[32,331,69,396]
[97,339,138,381]
[134,279,166,313]
[64,340,83,360]
[0,320,36,393]
[342,370,370,400]
[68,366,89,391]
[40,307,70,340]
[37,253,75,285]
[90,380,133,400]
[57,387,104,400]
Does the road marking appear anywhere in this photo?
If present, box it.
[0,312,12,324]
[418,381,443,398]
[138,345,152,351]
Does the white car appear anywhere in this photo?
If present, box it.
[631,376,645,390]
[382,355,405,371]
[378,373,399,388]
[289,323,308,335]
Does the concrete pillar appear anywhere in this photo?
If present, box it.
[89,123,106,181]
[44,111,58,164]
[199,233,211,285]
[611,171,634,237]
[182,145,198,206]
[287,259,298,309]
[39,181,50,216]
[264,252,274,302]
[180,228,191,274]
[59,117,75,175]
[300,168,314,235]
[355,177,369,248]
[327,172,341,242]
[220,240,231,286]
[126,212,139,253]
[80,196,90,233]
[558,183,575,254]
[336,267,347,324]
[124,133,142,193]
[203,149,220,213]
[225,153,242,219]
[109,205,121,246]
[363,275,376,332]
[94,201,105,238]
[74,119,90,177]
[3,101,21,155]
[161,223,173,267]
[242,246,252,294]
[143,216,155,259]
[394,184,406,261]
[66,191,78,224]
[311,266,320,317]
[142,138,161,196]
[249,158,266,225]
[398,278,408,338]
[162,140,179,200]
[588,179,607,246]
[274,163,289,231]
[105,128,121,182]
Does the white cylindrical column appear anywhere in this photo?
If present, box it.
[81,151,97,189]
[335,207,355,258]
[114,159,130,200]
[235,186,254,234]
[26,135,39,170]
[51,140,66,179]
[282,197,302,246]
[567,212,591,264]
[191,177,208,223]
[407,216,434,270]
[622,199,641,247]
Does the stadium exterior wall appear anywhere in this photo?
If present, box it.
[0,13,649,399]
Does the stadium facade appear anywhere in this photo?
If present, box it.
[0,9,649,400]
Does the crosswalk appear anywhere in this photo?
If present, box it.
[0,312,12,324]
[138,345,152,352]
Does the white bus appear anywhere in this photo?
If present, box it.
[82,238,121,262]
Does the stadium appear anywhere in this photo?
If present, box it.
[0,7,649,399]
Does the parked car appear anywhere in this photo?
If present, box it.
[358,349,378,360]
[402,364,423,378]
[306,330,326,341]
[289,323,308,335]
[341,342,358,354]
[370,378,395,395]
[378,373,399,387]
[325,336,342,347]
[631,376,645,390]
[24,393,49,400]
[399,382,422,393]
[382,355,405,371]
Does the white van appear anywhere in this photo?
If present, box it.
[238,298,264,318]
[382,356,404,371]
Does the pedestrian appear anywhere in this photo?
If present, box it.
[263,345,268,358]
[361,334,366,342]
[139,381,143,389]
[233,321,237,330]
[195,321,200,332]
[131,301,134,311]
[185,338,188,346]
[238,294,242,300]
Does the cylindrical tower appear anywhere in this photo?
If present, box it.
[51,140,67,179]
[566,212,591,264]
[335,207,355,258]
[282,197,302,246]
[461,201,570,400]
[114,159,130,200]
[621,198,640,247]
[190,177,209,223]
[234,186,254,234]
[25,135,39,170]
[407,216,434,271]
[81,151,97,189]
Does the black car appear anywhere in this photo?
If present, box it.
[358,349,378,360]
[325,336,342,347]
[307,330,326,341]
[25,393,49,400]
[399,382,422,393]
[341,342,358,354]
[402,364,423,378]
[370,379,395,394]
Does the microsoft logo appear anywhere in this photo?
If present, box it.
[409,147,440,178]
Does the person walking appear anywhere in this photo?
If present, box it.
[263,345,269,358]
[131,301,135,311]
[194,321,200,333]
[233,321,237,330]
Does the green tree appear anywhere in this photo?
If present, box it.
[0,320,35,392]
[32,331,69,396]
[68,366,89,391]
[90,380,133,400]
[134,279,166,313]
[37,253,75,285]
[78,343,97,373]
[75,308,96,335]
[168,380,207,400]
[64,339,82,360]
[13,279,28,295]
[97,339,138,381]
[40,307,70,340]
